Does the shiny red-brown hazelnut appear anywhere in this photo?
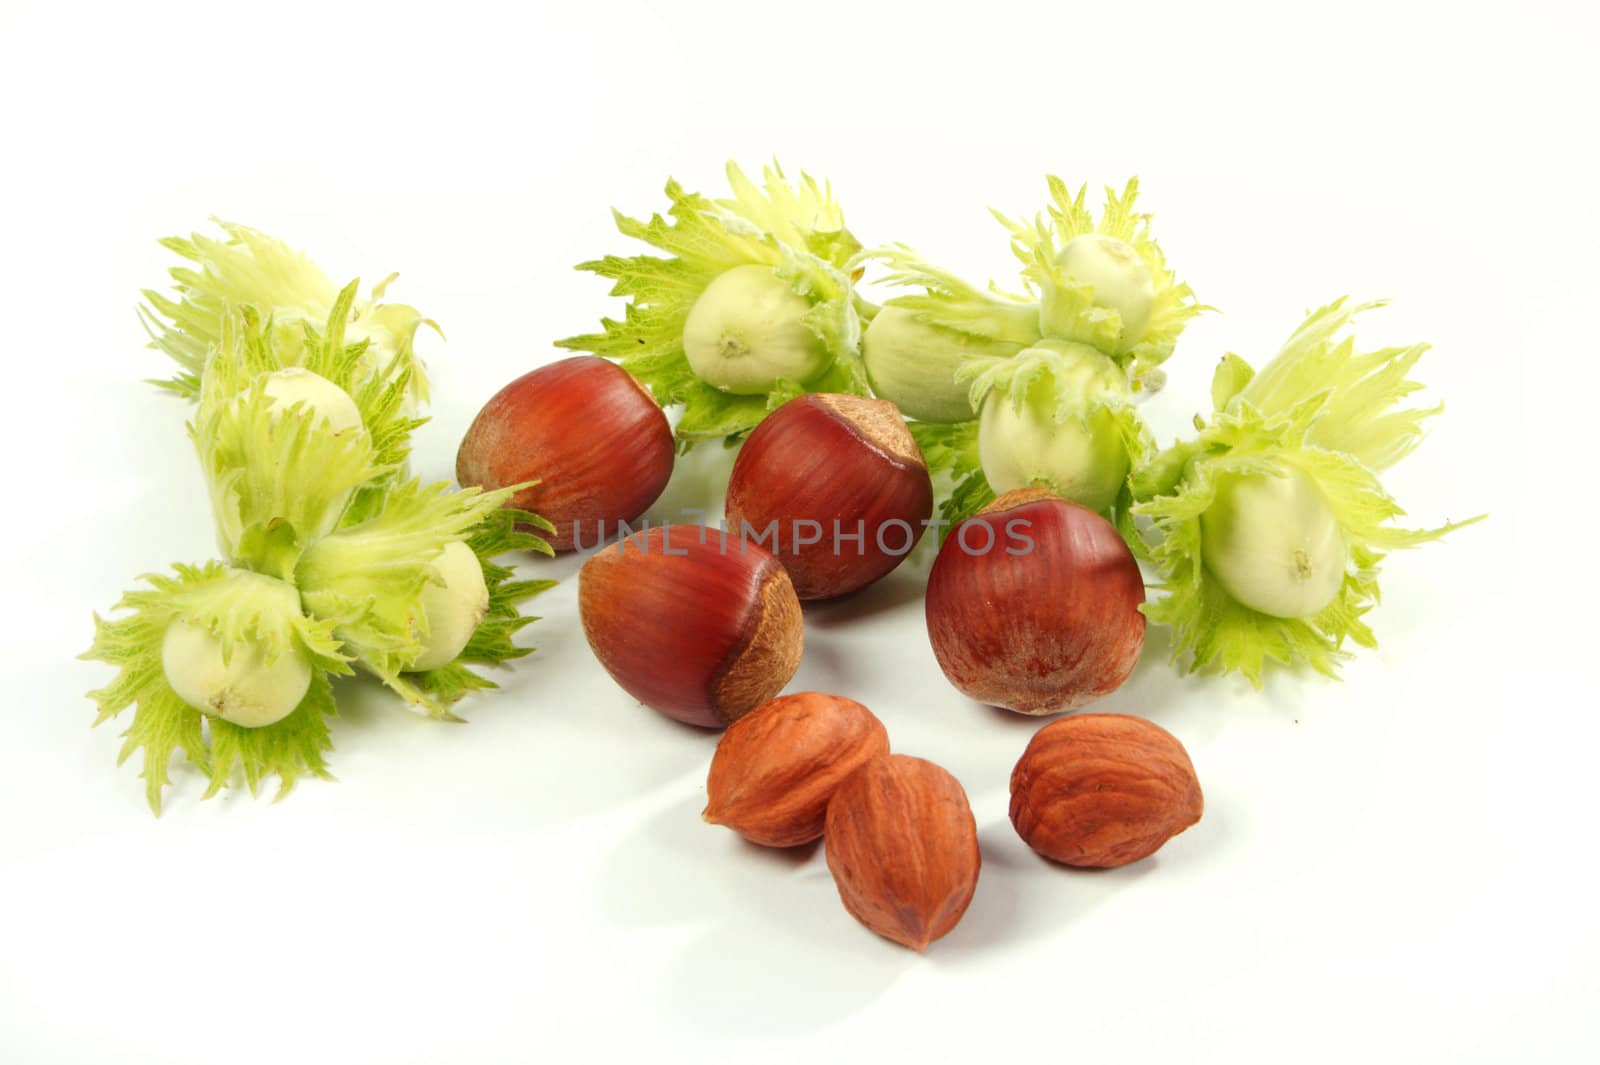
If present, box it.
[578,525,804,728]
[925,488,1145,714]
[723,393,933,600]
[457,356,674,551]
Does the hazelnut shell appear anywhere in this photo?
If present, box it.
[578,526,803,728]
[724,393,933,600]
[925,488,1145,714]
[457,356,674,551]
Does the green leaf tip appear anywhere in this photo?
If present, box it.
[140,218,435,409]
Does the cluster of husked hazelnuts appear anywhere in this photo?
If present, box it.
[456,356,1204,951]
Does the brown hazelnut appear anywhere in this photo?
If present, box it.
[1010,713,1203,868]
[703,692,890,847]
[457,357,674,551]
[925,488,1145,714]
[578,526,803,728]
[724,393,933,599]
[824,754,980,951]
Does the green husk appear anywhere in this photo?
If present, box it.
[559,161,869,445]
[1133,299,1483,685]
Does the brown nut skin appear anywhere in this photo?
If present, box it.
[578,526,803,728]
[925,488,1145,714]
[824,754,980,952]
[1010,713,1203,868]
[703,692,890,847]
[724,393,933,600]
[457,356,674,552]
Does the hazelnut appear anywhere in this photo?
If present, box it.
[925,487,1145,714]
[824,754,980,951]
[578,525,803,728]
[457,356,675,551]
[703,692,890,847]
[1010,713,1203,868]
[724,393,934,600]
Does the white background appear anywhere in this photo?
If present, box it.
[1,1,1594,1062]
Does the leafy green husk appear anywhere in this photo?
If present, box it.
[871,177,1200,536]
[81,563,349,814]
[196,297,428,532]
[84,508,555,809]
[296,482,553,717]
[139,218,437,405]
[196,392,386,579]
[1133,299,1484,685]
[997,177,1204,389]
[391,509,558,712]
[1227,299,1441,472]
[557,162,869,445]
[870,245,1043,352]
[90,271,556,810]
[964,342,1153,550]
